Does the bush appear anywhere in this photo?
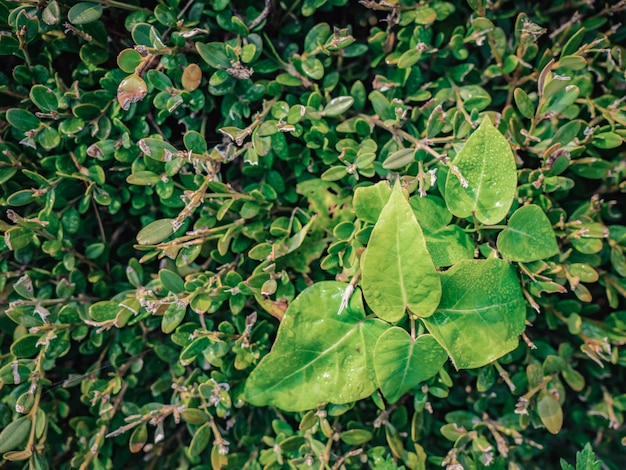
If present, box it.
[1,0,626,468]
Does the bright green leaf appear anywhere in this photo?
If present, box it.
[374,328,447,403]
[361,182,441,322]
[497,205,559,262]
[410,195,453,233]
[244,281,389,411]
[117,48,143,73]
[445,117,517,225]
[422,259,526,369]
[514,87,535,119]
[353,181,391,224]
[302,55,324,80]
[425,225,475,267]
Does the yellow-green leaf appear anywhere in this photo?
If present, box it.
[445,117,517,225]
[362,182,441,322]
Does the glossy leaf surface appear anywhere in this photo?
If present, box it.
[445,117,517,224]
[497,204,559,262]
[425,226,475,267]
[245,282,389,411]
[374,328,447,403]
[422,259,525,369]
[362,182,441,322]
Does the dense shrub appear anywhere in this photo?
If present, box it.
[1,0,626,468]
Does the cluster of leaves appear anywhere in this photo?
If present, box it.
[1,0,626,469]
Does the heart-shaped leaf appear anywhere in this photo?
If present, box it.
[497,204,559,262]
[362,182,441,322]
[445,117,517,225]
[244,282,389,411]
[374,328,447,403]
[422,259,526,369]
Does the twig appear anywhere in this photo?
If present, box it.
[248,0,271,31]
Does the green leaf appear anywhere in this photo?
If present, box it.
[340,429,373,445]
[36,127,61,150]
[592,132,622,149]
[85,242,105,259]
[383,148,416,169]
[13,274,34,299]
[304,22,331,52]
[374,328,447,403]
[459,85,491,111]
[136,218,175,245]
[0,34,19,55]
[68,2,104,25]
[0,416,31,454]
[537,391,563,434]
[323,96,354,117]
[89,301,119,322]
[196,42,231,69]
[244,282,389,411]
[129,423,148,453]
[162,303,187,334]
[353,181,391,224]
[159,269,185,293]
[410,195,453,233]
[126,171,161,186]
[422,259,526,369]
[514,87,535,119]
[10,334,42,358]
[117,48,143,73]
[320,165,347,181]
[138,138,177,161]
[445,117,517,225]
[189,422,212,457]
[555,55,587,70]
[146,69,173,90]
[497,205,559,262]
[362,182,441,322]
[302,55,324,80]
[424,225,475,267]
[397,49,422,69]
[6,109,41,132]
[184,130,208,154]
[572,443,601,470]
[180,337,211,366]
[29,85,58,112]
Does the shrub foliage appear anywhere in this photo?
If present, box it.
[1,0,626,468]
